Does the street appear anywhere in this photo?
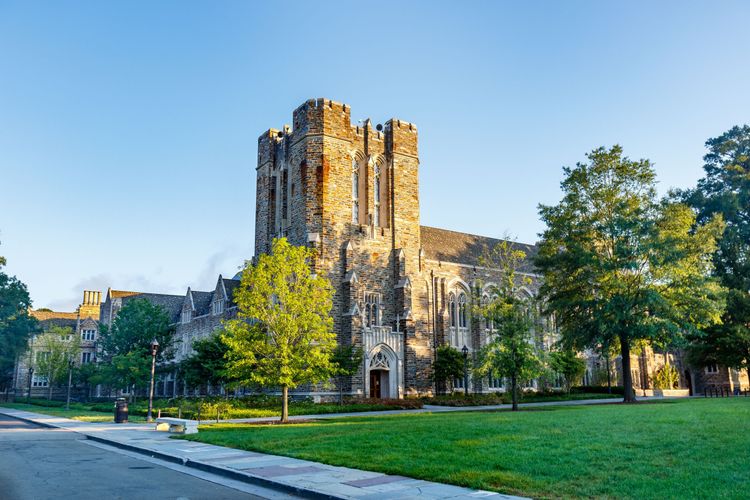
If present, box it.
[0,414,284,500]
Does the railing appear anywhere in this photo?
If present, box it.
[704,386,749,397]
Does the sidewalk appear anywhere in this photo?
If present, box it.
[0,406,522,500]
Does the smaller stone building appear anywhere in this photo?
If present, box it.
[12,290,102,398]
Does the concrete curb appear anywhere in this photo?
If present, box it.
[0,408,346,499]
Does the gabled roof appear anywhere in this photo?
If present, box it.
[30,310,78,331]
[420,226,538,273]
[121,292,185,323]
[191,290,213,316]
[109,290,141,299]
[222,278,240,305]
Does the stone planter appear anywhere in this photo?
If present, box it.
[653,389,690,397]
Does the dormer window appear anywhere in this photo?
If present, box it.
[81,329,96,341]
[212,299,225,316]
[181,310,192,324]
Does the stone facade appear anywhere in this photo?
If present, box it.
[12,290,102,398]
[253,98,554,398]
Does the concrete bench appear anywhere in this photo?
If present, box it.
[155,417,198,435]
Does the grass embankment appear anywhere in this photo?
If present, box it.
[182,398,750,499]
[0,402,145,422]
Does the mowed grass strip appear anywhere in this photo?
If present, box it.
[181,398,750,498]
[0,402,145,422]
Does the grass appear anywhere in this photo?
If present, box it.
[0,402,146,422]
[425,391,618,406]
[180,398,750,499]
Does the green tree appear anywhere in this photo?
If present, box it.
[34,325,80,399]
[98,298,174,395]
[180,331,234,392]
[222,238,337,422]
[432,345,465,394]
[549,348,586,393]
[677,126,750,379]
[475,239,543,410]
[536,145,726,402]
[331,343,363,404]
[0,248,38,389]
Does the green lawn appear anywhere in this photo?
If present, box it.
[0,402,145,422]
[181,398,750,499]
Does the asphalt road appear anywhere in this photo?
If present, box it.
[0,414,274,500]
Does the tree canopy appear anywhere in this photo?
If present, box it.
[536,145,725,402]
[98,298,174,393]
[474,239,543,410]
[34,325,80,399]
[677,126,750,376]
[180,331,234,391]
[222,238,337,422]
[0,247,37,389]
[432,345,466,393]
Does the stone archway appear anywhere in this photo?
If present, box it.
[365,344,399,399]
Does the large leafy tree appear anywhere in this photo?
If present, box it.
[0,247,38,389]
[549,347,586,393]
[34,325,80,400]
[331,343,363,404]
[222,238,337,422]
[536,146,725,402]
[677,126,750,377]
[474,240,543,410]
[432,345,466,394]
[98,298,174,394]
[180,331,234,392]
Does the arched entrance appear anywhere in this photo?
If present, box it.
[366,346,398,399]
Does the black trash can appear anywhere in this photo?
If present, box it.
[114,398,128,424]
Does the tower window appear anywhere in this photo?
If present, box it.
[352,159,359,223]
[364,292,381,327]
[373,162,381,226]
[448,292,456,328]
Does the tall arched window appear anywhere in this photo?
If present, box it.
[352,158,359,223]
[373,162,381,226]
[458,293,467,328]
[448,292,456,328]
[482,294,491,330]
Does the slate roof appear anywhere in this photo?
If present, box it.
[121,292,185,323]
[110,290,141,299]
[222,278,241,305]
[420,226,538,273]
[190,290,213,316]
[30,310,78,331]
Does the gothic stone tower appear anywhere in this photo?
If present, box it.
[254,98,432,398]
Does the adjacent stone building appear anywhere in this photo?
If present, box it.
[12,291,102,398]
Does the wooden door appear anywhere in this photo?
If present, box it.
[370,370,381,399]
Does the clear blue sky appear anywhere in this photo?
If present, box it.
[1,1,749,310]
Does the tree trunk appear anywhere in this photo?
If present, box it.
[339,377,343,406]
[48,377,53,401]
[620,335,636,403]
[281,385,289,423]
[606,351,612,394]
[511,375,518,411]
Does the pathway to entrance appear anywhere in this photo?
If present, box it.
[0,406,524,499]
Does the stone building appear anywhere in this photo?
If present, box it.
[12,290,102,398]
[253,98,555,398]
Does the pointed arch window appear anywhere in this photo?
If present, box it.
[482,294,491,330]
[373,162,381,226]
[458,293,468,328]
[448,292,457,328]
[352,158,359,223]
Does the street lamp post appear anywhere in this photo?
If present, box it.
[461,345,469,396]
[27,367,34,402]
[146,339,159,422]
[65,359,74,410]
